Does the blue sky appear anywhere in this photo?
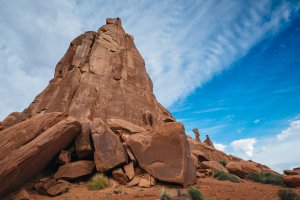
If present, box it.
[0,0,299,172]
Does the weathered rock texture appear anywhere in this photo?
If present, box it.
[283,168,300,187]
[126,122,196,186]
[91,118,127,172]
[226,161,277,178]
[54,160,95,180]
[0,112,64,160]
[11,17,174,158]
[0,117,81,197]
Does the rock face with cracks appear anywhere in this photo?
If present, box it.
[11,17,174,159]
[0,117,81,197]
[126,122,196,186]
[0,17,289,198]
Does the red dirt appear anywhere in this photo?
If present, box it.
[28,177,300,200]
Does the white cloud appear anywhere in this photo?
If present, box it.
[230,138,257,158]
[215,143,227,152]
[276,120,300,141]
[251,119,300,172]
[0,0,299,120]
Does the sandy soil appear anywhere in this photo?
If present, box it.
[29,177,300,200]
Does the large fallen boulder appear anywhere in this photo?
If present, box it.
[0,112,64,160]
[126,122,196,186]
[54,160,95,180]
[0,117,81,197]
[91,118,127,172]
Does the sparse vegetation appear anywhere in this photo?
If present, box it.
[177,189,189,199]
[219,160,227,167]
[160,187,172,200]
[246,172,284,186]
[278,189,300,200]
[214,170,240,183]
[188,187,204,200]
[207,197,218,200]
[87,173,109,190]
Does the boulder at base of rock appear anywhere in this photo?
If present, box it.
[91,118,127,172]
[201,161,228,173]
[127,176,141,187]
[54,160,95,180]
[46,180,70,196]
[34,178,70,196]
[11,189,30,200]
[138,177,150,188]
[0,117,81,197]
[0,112,64,160]
[112,168,129,185]
[127,122,196,186]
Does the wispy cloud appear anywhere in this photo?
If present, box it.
[0,0,299,120]
[193,107,226,114]
[276,120,300,141]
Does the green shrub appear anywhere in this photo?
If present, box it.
[214,171,240,183]
[246,172,284,186]
[87,173,109,190]
[278,189,300,200]
[188,187,204,200]
[159,187,172,200]
[219,160,227,167]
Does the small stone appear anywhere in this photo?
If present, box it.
[11,189,30,200]
[112,168,129,185]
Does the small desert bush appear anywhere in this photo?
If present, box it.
[278,189,300,200]
[246,172,284,186]
[219,160,227,167]
[207,197,218,200]
[188,187,204,200]
[160,187,172,200]
[87,173,109,190]
[214,171,240,183]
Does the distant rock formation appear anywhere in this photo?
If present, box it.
[192,128,200,142]
[283,167,300,187]
[203,134,215,149]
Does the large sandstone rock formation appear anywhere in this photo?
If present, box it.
[0,17,288,197]
[10,17,174,158]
